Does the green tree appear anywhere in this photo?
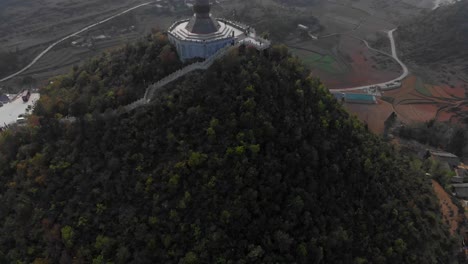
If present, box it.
[61,226,74,248]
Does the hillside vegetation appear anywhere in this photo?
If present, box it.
[0,50,20,78]
[35,32,182,117]
[226,0,322,41]
[399,120,468,159]
[0,37,458,263]
[398,0,468,72]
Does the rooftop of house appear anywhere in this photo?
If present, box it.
[431,151,459,159]
[453,183,468,188]
[185,0,219,34]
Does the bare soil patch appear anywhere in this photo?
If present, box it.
[384,75,467,125]
[344,99,394,134]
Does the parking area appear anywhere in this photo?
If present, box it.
[0,93,39,127]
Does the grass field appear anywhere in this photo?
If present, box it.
[289,48,344,74]
[415,77,433,96]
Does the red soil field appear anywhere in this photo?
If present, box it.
[395,104,438,123]
[385,75,417,100]
[437,110,453,122]
[324,64,465,130]
[317,36,400,89]
[383,75,466,125]
[429,82,466,99]
[344,99,394,134]
[430,85,455,99]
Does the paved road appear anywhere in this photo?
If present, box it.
[0,94,40,126]
[329,28,410,92]
[388,28,409,80]
[0,2,153,83]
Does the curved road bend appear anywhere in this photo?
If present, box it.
[0,2,153,83]
[329,28,409,92]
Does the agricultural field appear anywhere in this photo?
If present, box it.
[257,0,467,130]
[0,0,147,52]
[289,48,345,75]
[343,99,395,134]
[1,0,464,133]
[342,74,467,135]
[0,1,177,91]
[296,35,401,90]
[332,69,466,135]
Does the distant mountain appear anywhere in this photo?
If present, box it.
[0,38,458,262]
[398,0,468,72]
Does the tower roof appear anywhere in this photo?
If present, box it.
[185,0,220,34]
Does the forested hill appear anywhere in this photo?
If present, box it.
[398,0,468,71]
[35,32,182,117]
[0,41,458,263]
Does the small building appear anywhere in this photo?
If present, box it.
[298,24,309,31]
[71,38,85,46]
[452,176,464,183]
[382,81,401,90]
[453,183,468,198]
[431,151,460,170]
[92,35,108,41]
[344,93,377,104]
[457,164,468,176]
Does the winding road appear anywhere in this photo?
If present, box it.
[0,1,153,83]
[1,0,410,96]
[329,28,410,92]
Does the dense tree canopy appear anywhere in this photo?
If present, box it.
[0,38,458,263]
[35,32,182,117]
[399,120,468,159]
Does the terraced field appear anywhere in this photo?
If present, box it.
[344,74,467,135]
[415,77,432,96]
[289,48,345,74]
[385,75,467,124]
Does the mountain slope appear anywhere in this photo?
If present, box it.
[398,0,468,71]
[0,44,457,263]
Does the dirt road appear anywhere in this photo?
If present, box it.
[0,2,153,83]
[329,28,409,92]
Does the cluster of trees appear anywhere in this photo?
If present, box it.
[399,120,468,159]
[0,42,459,263]
[35,32,182,118]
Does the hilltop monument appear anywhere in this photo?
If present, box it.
[168,0,267,61]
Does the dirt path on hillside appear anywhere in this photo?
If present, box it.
[432,180,462,235]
